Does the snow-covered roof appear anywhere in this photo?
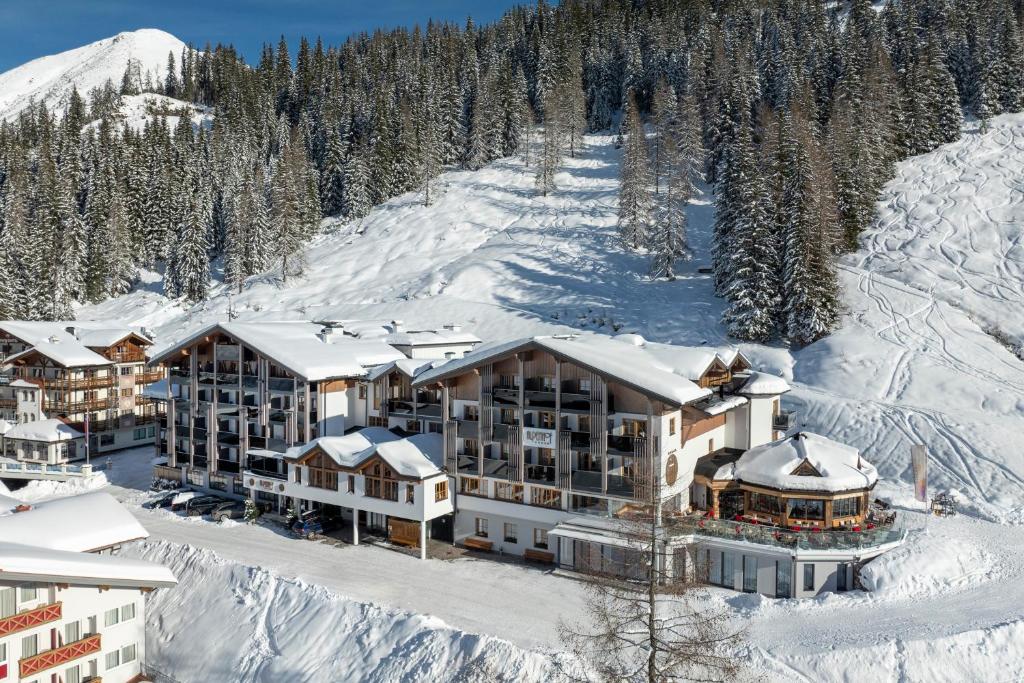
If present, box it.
[3,418,83,442]
[288,428,444,479]
[8,378,38,388]
[0,542,176,588]
[0,320,149,368]
[738,371,791,396]
[150,322,405,382]
[386,328,482,348]
[0,419,14,436]
[366,358,451,382]
[695,395,748,416]
[0,491,149,552]
[413,334,714,406]
[734,432,878,493]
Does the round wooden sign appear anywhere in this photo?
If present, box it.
[666,454,679,486]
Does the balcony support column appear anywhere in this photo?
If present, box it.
[352,508,359,546]
[420,521,427,560]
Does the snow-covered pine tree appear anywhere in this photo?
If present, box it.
[535,95,562,197]
[319,123,346,215]
[618,91,653,252]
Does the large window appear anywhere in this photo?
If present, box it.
[833,497,860,518]
[750,493,782,515]
[460,477,482,496]
[65,620,81,644]
[533,528,548,549]
[406,484,415,504]
[495,482,524,503]
[104,607,120,627]
[105,649,120,670]
[21,633,37,658]
[503,523,518,544]
[434,480,448,502]
[65,664,81,683]
[787,498,824,520]
[19,584,37,602]
[776,561,791,598]
[120,603,136,621]
[721,552,734,588]
[742,556,757,593]
[803,564,815,592]
[0,587,14,618]
[121,644,137,663]
[475,517,488,538]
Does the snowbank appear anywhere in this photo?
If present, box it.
[124,540,568,683]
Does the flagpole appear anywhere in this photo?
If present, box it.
[85,413,90,465]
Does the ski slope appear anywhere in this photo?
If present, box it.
[0,28,183,121]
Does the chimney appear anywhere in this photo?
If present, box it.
[47,335,60,344]
[391,320,404,333]
[318,326,334,343]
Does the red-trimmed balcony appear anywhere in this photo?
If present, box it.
[20,633,102,678]
[0,601,61,637]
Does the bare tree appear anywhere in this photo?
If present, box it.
[558,488,743,682]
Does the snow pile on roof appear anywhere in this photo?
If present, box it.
[0,542,176,587]
[4,418,83,442]
[0,29,184,122]
[8,378,38,388]
[288,427,443,478]
[152,322,404,381]
[415,334,717,406]
[0,418,13,436]
[695,394,748,416]
[374,432,444,478]
[386,327,482,347]
[738,370,791,395]
[366,357,450,382]
[0,491,149,551]
[735,432,878,492]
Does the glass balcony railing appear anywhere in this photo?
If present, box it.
[667,516,906,552]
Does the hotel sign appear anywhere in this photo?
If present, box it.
[523,427,556,449]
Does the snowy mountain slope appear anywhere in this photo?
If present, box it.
[0,29,182,121]
[82,93,214,135]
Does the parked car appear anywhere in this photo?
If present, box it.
[150,477,181,492]
[210,500,246,522]
[290,512,340,539]
[143,490,178,509]
[169,491,201,512]
[184,495,227,517]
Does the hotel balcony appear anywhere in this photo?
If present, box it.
[666,515,906,553]
[20,633,101,678]
[570,469,602,494]
[773,410,797,431]
[607,434,642,454]
[0,601,61,637]
[456,419,479,439]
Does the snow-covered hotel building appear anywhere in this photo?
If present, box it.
[0,322,164,455]
[148,323,904,597]
[0,491,176,683]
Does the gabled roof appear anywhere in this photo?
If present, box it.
[412,334,715,407]
[734,432,878,493]
[288,428,444,479]
[0,491,149,552]
[3,338,112,369]
[365,357,451,382]
[738,371,791,396]
[76,328,152,349]
[4,418,83,442]
[0,542,176,588]
[149,321,405,382]
[0,320,150,368]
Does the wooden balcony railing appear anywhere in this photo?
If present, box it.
[20,633,101,678]
[65,376,116,390]
[136,370,164,384]
[0,601,61,637]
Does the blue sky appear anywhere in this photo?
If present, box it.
[0,0,518,72]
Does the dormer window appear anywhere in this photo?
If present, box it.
[791,460,822,477]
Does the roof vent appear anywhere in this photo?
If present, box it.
[443,323,462,333]
[318,327,334,343]
[391,320,403,333]
[444,352,456,360]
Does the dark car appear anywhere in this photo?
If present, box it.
[183,495,226,517]
[143,490,178,509]
[290,512,340,539]
[210,500,246,522]
[169,491,202,512]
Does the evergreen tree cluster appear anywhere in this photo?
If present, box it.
[0,0,1019,343]
[618,0,1021,345]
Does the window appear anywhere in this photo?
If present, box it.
[21,633,37,658]
[406,484,415,504]
[776,561,791,598]
[19,584,37,602]
[0,587,13,618]
[460,477,482,496]
[721,552,734,588]
[742,556,757,593]
[434,480,448,502]
[578,378,591,393]
[495,482,524,503]
[837,562,849,592]
[475,517,488,538]
[348,475,355,493]
[120,366,133,375]
[578,415,590,433]
[105,650,120,670]
[530,487,561,509]
[669,417,676,436]
[750,493,782,515]
[120,603,136,621]
[833,497,860,518]
[708,549,721,585]
[121,644,137,663]
[382,480,398,501]
[100,433,115,446]
[803,564,815,592]
[358,384,367,400]
[708,437,715,453]
[104,607,120,627]
[503,522,518,544]
[293,467,302,483]
[133,427,148,440]
[463,405,479,421]
[121,388,133,398]
[787,498,824,520]
[533,528,548,549]
[65,664,82,683]
[538,411,555,428]
[65,620,81,644]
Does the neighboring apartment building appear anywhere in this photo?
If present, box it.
[0,322,164,455]
[0,492,176,683]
